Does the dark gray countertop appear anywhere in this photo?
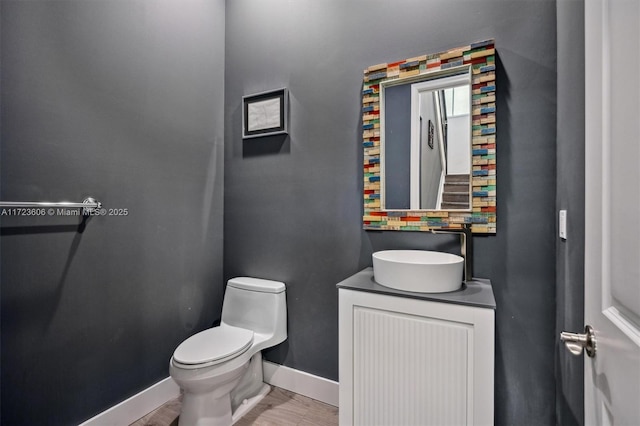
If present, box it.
[336,267,496,309]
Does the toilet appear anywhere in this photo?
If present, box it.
[169,277,287,426]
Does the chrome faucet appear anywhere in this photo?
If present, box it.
[431,223,473,282]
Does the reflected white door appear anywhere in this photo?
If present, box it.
[584,0,640,424]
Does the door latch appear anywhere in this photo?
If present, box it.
[560,325,596,357]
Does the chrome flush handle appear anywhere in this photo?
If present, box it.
[560,325,597,357]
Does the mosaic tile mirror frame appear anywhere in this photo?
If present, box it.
[362,39,496,234]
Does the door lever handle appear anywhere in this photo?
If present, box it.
[560,325,596,357]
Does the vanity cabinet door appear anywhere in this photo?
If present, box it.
[338,289,494,426]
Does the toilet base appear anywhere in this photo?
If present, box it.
[177,383,271,426]
[177,362,248,426]
[231,383,271,424]
[179,391,233,426]
[174,354,272,426]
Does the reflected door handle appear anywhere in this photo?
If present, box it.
[560,325,596,357]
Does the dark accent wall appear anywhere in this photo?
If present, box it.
[224,1,557,425]
[0,1,225,424]
[556,1,585,424]
[384,84,411,209]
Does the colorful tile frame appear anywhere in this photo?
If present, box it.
[362,39,496,234]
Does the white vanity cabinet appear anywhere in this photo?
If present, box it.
[338,269,495,426]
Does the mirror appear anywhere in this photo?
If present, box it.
[363,39,496,233]
[382,71,471,210]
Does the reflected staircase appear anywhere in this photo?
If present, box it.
[440,174,470,210]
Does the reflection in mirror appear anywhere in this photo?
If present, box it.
[382,71,471,210]
[362,39,496,233]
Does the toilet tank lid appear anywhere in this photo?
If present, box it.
[227,277,285,293]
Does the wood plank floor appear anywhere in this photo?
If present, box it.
[130,387,338,426]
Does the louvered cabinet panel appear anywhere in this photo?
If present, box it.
[339,289,494,426]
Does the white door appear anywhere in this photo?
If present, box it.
[580,0,640,424]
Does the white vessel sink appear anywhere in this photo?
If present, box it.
[372,250,464,293]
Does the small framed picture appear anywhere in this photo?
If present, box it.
[428,119,435,149]
[242,88,288,139]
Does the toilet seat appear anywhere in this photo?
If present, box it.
[173,325,254,367]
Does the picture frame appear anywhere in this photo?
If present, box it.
[428,119,435,149]
[242,88,288,139]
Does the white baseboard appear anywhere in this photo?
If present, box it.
[78,361,338,425]
[262,360,339,407]
[78,377,180,426]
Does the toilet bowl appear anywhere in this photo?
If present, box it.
[169,277,287,426]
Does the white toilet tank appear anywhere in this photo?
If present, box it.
[221,277,287,344]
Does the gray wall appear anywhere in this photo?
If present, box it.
[556,0,585,424]
[0,1,225,424]
[384,84,411,209]
[224,1,557,424]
